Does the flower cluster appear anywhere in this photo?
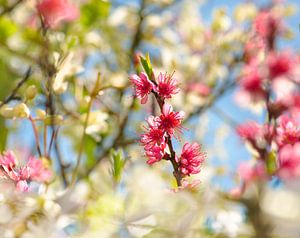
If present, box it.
[237,8,299,106]
[130,59,205,187]
[235,113,300,193]
[232,6,300,196]
[0,151,52,192]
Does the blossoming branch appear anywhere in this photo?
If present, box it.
[130,55,206,188]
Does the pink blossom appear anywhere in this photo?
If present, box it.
[181,178,201,188]
[186,82,211,97]
[145,144,166,165]
[179,142,205,176]
[237,160,266,183]
[16,180,29,192]
[229,187,243,199]
[267,51,294,79]
[37,0,79,28]
[157,103,185,136]
[154,72,179,99]
[130,72,154,104]
[236,121,262,142]
[239,59,266,100]
[276,115,300,147]
[141,116,166,149]
[289,95,300,118]
[0,151,17,171]
[278,143,300,179]
[27,157,52,182]
[0,151,52,192]
[254,10,279,41]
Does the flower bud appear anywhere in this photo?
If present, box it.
[26,85,37,100]
[13,103,30,118]
[36,109,46,120]
[0,105,14,119]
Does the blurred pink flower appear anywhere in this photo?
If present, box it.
[276,115,300,147]
[267,51,295,79]
[278,143,300,179]
[229,187,243,199]
[0,151,52,192]
[237,160,266,183]
[16,180,29,192]
[0,151,17,171]
[37,0,79,28]
[240,59,266,99]
[27,157,52,182]
[254,10,279,41]
[157,103,184,136]
[186,82,211,97]
[289,95,300,118]
[179,142,205,176]
[236,121,262,142]
[154,72,179,99]
[130,72,154,104]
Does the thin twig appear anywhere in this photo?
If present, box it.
[0,67,32,108]
[29,116,42,157]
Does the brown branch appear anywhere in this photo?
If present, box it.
[28,116,42,157]
[0,67,32,108]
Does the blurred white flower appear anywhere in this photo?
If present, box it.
[211,210,243,237]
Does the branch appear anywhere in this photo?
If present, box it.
[0,67,32,108]
[0,0,23,17]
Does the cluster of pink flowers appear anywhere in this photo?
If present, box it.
[130,65,205,186]
[0,151,52,192]
[237,9,299,106]
[232,7,300,196]
[36,0,79,28]
[254,10,280,42]
[235,113,300,194]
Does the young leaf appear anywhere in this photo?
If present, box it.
[110,149,126,184]
[139,54,153,80]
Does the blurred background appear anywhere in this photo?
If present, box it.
[0,0,300,237]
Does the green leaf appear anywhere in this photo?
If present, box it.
[110,149,126,184]
[266,151,277,175]
[0,118,8,150]
[140,53,153,80]
[81,0,111,27]
[0,17,17,42]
